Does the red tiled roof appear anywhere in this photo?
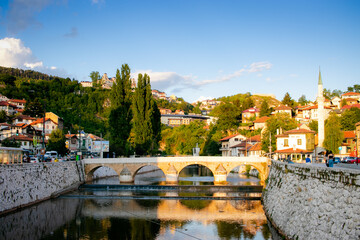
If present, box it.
[15,115,36,120]
[345,98,359,101]
[283,129,315,135]
[0,101,16,108]
[9,99,26,103]
[242,107,259,113]
[253,116,270,123]
[342,92,360,96]
[274,148,312,153]
[302,105,332,110]
[275,105,292,110]
[341,104,360,110]
[247,134,261,142]
[30,118,57,125]
[249,142,262,151]
[343,131,355,139]
[219,134,242,142]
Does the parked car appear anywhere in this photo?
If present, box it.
[347,157,360,164]
[333,157,341,164]
[342,157,357,163]
[30,156,39,163]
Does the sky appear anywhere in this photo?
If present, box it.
[0,0,359,103]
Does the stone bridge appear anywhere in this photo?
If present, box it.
[83,156,270,185]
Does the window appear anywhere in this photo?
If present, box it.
[284,139,289,147]
[297,139,302,145]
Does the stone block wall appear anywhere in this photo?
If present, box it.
[263,161,360,240]
[0,161,85,213]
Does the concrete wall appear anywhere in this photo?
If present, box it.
[263,161,360,240]
[0,161,85,213]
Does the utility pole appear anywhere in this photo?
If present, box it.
[100,133,103,159]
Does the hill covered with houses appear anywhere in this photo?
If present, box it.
[0,66,359,159]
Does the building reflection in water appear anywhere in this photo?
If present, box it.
[0,194,271,240]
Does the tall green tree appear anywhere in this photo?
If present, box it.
[89,71,101,87]
[109,64,133,156]
[23,98,44,117]
[0,110,7,123]
[261,113,297,153]
[47,129,67,155]
[324,112,343,154]
[309,120,318,133]
[298,95,308,106]
[211,103,241,132]
[281,92,295,108]
[341,98,348,108]
[340,107,360,130]
[260,99,271,117]
[132,73,160,155]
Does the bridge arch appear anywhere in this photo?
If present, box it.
[132,164,166,184]
[224,162,269,185]
[85,164,120,182]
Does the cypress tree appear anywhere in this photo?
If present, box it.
[132,73,161,155]
[109,64,132,156]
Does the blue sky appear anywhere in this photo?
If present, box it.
[0,0,359,103]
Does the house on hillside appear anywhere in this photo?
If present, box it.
[341,92,360,100]
[253,116,270,130]
[242,108,260,123]
[230,141,253,157]
[0,94,9,102]
[249,142,264,157]
[219,134,247,156]
[13,115,36,125]
[0,101,18,115]
[273,105,292,117]
[341,104,360,110]
[159,108,172,115]
[45,112,64,130]
[331,96,341,109]
[8,99,26,109]
[301,105,331,121]
[274,128,315,162]
[339,131,356,156]
[30,118,59,135]
[344,98,359,106]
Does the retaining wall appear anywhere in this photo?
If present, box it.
[0,161,85,214]
[263,161,360,240]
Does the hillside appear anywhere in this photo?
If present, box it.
[251,95,281,108]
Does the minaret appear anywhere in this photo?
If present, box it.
[317,68,325,147]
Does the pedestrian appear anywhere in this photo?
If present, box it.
[305,155,311,163]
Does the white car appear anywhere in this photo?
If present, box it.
[30,157,39,163]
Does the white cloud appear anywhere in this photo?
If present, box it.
[194,96,214,103]
[0,37,63,75]
[197,61,272,86]
[24,61,43,68]
[133,61,272,94]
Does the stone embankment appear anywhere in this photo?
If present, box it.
[0,161,85,214]
[263,160,360,240]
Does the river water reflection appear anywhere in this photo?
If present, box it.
[0,166,276,240]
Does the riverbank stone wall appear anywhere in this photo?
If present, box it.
[0,161,85,214]
[263,160,360,240]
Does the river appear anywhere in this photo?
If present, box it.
[0,165,278,240]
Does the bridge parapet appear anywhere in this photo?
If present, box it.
[83,156,270,185]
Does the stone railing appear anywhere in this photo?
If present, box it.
[262,161,360,239]
[0,161,85,214]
